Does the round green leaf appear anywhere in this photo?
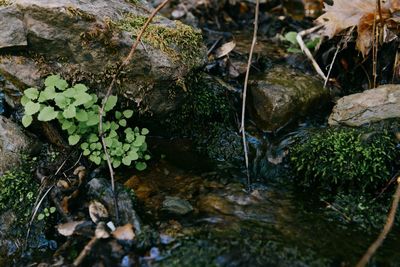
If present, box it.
[141,128,149,135]
[104,95,118,112]
[49,207,56,213]
[24,101,41,115]
[75,109,88,122]
[122,157,131,166]
[73,91,92,106]
[38,106,58,121]
[24,88,39,100]
[68,135,81,146]
[123,110,133,119]
[37,213,45,220]
[128,150,139,160]
[54,93,69,109]
[45,74,68,90]
[115,111,122,120]
[83,149,91,156]
[20,95,30,106]
[119,119,127,127]
[112,159,121,168]
[38,86,56,102]
[63,105,76,119]
[81,142,89,150]
[88,133,99,143]
[22,115,33,127]
[73,83,88,92]
[135,162,147,171]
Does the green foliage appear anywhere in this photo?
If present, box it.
[0,156,38,224]
[37,206,56,221]
[21,75,150,170]
[283,31,320,53]
[290,128,398,192]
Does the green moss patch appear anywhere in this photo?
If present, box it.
[290,128,398,192]
[0,156,38,225]
[116,14,204,67]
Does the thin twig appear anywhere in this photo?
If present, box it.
[240,0,259,189]
[356,177,400,267]
[98,0,171,223]
[73,236,98,266]
[296,25,327,81]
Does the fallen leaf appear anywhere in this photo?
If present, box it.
[112,223,135,241]
[57,221,86,236]
[214,41,236,58]
[89,200,109,224]
[316,0,397,56]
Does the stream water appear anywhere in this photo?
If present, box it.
[125,120,400,267]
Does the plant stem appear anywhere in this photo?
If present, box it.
[98,0,172,224]
[241,0,259,189]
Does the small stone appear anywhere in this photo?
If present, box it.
[161,196,193,215]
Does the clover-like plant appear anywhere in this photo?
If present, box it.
[21,74,150,170]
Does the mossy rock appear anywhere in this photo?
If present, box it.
[289,127,399,192]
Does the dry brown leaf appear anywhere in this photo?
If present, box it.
[112,223,135,241]
[57,221,86,236]
[316,0,399,56]
[214,41,236,58]
[317,0,377,38]
[89,200,109,224]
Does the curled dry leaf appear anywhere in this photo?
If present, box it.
[73,165,86,185]
[112,223,135,241]
[57,221,86,236]
[214,41,236,58]
[89,200,109,224]
[317,0,400,56]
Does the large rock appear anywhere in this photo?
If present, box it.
[249,66,329,132]
[329,84,400,126]
[0,0,206,116]
[0,115,41,175]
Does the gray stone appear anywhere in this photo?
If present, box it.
[0,115,41,175]
[249,66,329,132]
[161,196,193,215]
[87,178,142,232]
[0,0,206,116]
[329,84,400,126]
[0,7,27,49]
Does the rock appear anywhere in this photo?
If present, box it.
[0,115,41,175]
[0,6,27,49]
[0,0,206,116]
[329,84,400,126]
[249,66,329,132]
[87,178,142,232]
[161,196,193,215]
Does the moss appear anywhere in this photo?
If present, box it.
[0,156,38,225]
[65,6,96,22]
[116,14,204,67]
[290,127,399,193]
[0,0,10,7]
[165,73,234,136]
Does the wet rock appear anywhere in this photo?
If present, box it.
[87,178,142,232]
[0,115,41,174]
[249,66,329,132]
[0,0,206,116]
[329,84,400,126]
[161,196,193,215]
